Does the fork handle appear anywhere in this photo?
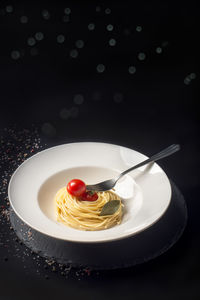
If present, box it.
[117,144,180,181]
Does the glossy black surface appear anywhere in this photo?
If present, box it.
[9,182,187,269]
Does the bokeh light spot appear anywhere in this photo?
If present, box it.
[136,26,142,32]
[75,40,84,49]
[73,94,84,105]
[88,23,95,31]
[11,50,20,60]
[105,8,111,14]
[128,66,136,74]
[189,73,196,79]
[64,8,71,15]
[57,34,65,44]
[27,37,36,46]
[35,32,44,41]
[42,9,50,20]
[96,6,101,12]
[20,16,28,24]
[60,108,71,120]
[70,49,78,58]
[96,64,105,73]
[5,5,13,13]
[107,24,114,31]
[138,52,146,61]
[109,38,116,46]
[156,47,162,54]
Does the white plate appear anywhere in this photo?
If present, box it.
[8,142,171,243]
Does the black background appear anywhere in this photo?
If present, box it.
[0,0,199,299]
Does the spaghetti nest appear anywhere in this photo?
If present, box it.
[55,187,123,231]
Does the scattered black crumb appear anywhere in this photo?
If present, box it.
[52,266,57,272]
[27,230,33,239]
[0,125,99,280]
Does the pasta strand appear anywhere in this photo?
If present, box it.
[55,187,123,231]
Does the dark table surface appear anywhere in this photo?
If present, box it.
[0,1,199,299]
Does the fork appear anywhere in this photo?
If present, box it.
[86,144,180,192]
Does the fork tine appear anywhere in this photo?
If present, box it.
[86,184,103,191]
[86,179,113,191]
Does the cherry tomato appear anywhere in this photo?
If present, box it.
[67,179,86,197]
[80,191,98,201]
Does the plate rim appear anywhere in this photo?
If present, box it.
[8,141,172,243]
